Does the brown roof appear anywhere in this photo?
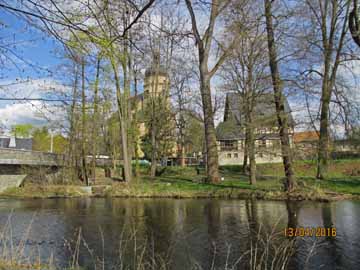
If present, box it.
[293,131,319,143]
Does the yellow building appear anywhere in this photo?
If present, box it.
[131,54,176,159]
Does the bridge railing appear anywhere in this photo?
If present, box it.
[0,147,64,166]
[0,148,120,167]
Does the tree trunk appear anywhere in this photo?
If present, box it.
[150,122,157,177]
[316,0,349,179]
[68,62,79,182]
[80,58,89,186]
[123,49,133,177]
[111,56,132,183]
[149,69,160,178]
[179,142,186,167]
[119,116,132,182]
[200,71,220,183]
[317,70,331,179]
[179,115,186,167]
[248,111,256,185]
[133,72,139,177]
[91,56,101,183]
[112,142,116,171]
[264,0,295,192]
[242,131,249,174]
[184,0,226,184]
[202,139,208,173]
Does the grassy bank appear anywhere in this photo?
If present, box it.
[108,160,360,201]
[1,159,359,201]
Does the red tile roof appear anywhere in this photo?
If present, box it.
[293,131,319,143]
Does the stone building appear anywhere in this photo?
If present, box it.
[216,92,294,165]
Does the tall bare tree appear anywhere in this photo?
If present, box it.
[223,6,268,185]
[301,0,350,179]
[264,0,295,191]
[184,0,238,183]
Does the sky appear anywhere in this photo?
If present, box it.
[0,9,65,133]
[1,1,359,138]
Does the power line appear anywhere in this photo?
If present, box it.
[0,97,76,104]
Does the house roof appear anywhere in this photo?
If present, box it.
[293,131,319,143]
[0,137,33,150]
[224,92,294,125]
[15,138,33,150]
[216,120,244,140]
[0,138,10,148]
[216,120,283,141]
[217,92,294,140]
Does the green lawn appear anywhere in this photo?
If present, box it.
[1,159,359,200]
[128,159,360,197]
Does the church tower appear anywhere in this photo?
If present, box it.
[143,51,170,100]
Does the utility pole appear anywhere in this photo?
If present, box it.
[50,132,54,153]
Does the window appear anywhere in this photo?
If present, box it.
[260,139,267,148]
[234,153,239,158]
[220,140,238,151]
[227,153,232,158]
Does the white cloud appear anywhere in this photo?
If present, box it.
[0,78,70,132]
[0,78,69,102]
[0,102,45,126]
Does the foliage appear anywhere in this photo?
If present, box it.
[32,127,68,154]
[142,95,176,160]
[183,114,205,155]
[11,124,33,138]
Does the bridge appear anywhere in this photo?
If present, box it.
[0,147,64,167]
[0,148,116,192]
[0,148,117,167]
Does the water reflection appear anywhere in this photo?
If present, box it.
[0,198,359,269]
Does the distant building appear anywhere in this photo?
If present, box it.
[293,131,319,159]
[332,138,360,159]
[0,136,33,150]
[216,92,294,165]
[130,53,176,159]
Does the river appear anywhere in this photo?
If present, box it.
[0,198,359,270]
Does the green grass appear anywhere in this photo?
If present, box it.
[1,159,359,201]
[107,160,359,200]
[1,185,90,198]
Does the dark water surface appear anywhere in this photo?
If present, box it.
[0,198,359,270]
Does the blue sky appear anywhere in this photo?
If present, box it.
[0,10,61,80]
[0,10,66,132]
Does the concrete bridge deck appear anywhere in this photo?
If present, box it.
[0,147,117,167]
[0,147,64,166]
[0,148,119,191]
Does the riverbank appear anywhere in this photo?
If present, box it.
[1,160,359,201]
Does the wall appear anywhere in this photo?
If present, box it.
[0,148,62,166]
[0,175,27,192]
[217,139,284,165]
[218,150,283,165]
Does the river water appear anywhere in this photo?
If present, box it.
[0,198,359,270]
